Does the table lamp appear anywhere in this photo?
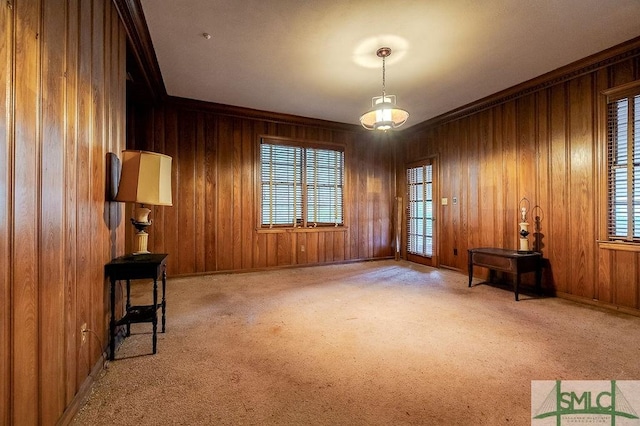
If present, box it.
[115,150,173,254]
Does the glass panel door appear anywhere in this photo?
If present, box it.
[406,161,436,266]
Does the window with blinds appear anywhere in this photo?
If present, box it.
[407,163,433,256]
[607,93,640,241]
[260,140,344,228]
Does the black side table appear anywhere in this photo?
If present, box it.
[468,248,541,301]
[105,253,168,360]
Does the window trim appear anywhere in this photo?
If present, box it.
[257,136,347,231]
[599,80,640,246]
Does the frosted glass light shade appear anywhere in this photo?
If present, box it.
[360,95,409,131]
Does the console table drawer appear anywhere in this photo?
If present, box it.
[472,252,514,272]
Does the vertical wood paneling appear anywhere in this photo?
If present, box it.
[195,113,206,271]
[357,138,370,259]
[3,0,127,423]
[398,37,640,312]
[613,251,637,307]
[152,109,166,253]
[307,232,318,264]
[610,58,636,87]
[178,110,196,273]
[40,0,66,421]
[90,0,106,367]
[451,121,460,266]
[163,106,179,267]
[204,114,217,270]
[492,106,505,249]
[477,110,492,248]
[594,69,611,303]
[13,0,41,422]
[568,74,595,298]
[75,0,92,381]
[232,118,243,270]
[0,0,12,423]
[440,123,454,267]
[598,248,612,303]
[502,101,518,249]
[241,120,253,269]
[132,100,395,276]
[535,90,549,256]
[63,0,79,406]
[548,83,569,292]
[217,117,234,270]
[517,94,537,219]
[467,114,480,252]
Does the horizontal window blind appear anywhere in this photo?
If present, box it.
[306,148,343,226]
[260,140,344,228]
[261,144,302,227]
[407,163,433,257]
[607,94,640,241]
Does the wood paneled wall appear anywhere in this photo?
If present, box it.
[399,38,640,313]
[0,0,126,424]
[128,98,396,276]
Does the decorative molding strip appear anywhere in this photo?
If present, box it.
[112,0,166,101]
[167,96,365,133]
[406,36,640,133]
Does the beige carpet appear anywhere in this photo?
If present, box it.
[72,260,640,425]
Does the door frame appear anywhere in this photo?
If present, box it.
[403,155,440,267]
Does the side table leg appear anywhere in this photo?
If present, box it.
[109,278,116,361]
[536,258,543,296]
[468,257,473,287]
[126,279,131,337]
[161,269,166,333]
[515,274,520,301]
[152,277,158,354]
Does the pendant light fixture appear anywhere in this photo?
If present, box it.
[359,47,409,131]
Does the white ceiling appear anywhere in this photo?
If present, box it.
[140,0,640,129]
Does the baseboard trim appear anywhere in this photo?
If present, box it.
[56,352,106,426]
[171,256,396,279]
[555,291,640,318]
[56,328,127,426]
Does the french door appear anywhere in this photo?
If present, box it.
[406,159,437,266]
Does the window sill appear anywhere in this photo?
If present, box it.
[257,226,348,234]
[598,241,640,252]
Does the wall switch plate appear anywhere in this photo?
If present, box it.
[441,198,448,205]
[81,323,87,344]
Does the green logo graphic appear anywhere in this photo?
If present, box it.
[533,380,639,425]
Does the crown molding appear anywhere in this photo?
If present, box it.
[113,0,166,102]
[406,36,640,134]
[167,96,365,133]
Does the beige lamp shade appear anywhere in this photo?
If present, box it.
[115,150,173,206]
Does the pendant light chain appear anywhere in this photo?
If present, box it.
[359,46,409,130]
[381,53,386,99]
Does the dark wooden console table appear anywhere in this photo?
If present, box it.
[105,253,168,360]
[468,248,541,301]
